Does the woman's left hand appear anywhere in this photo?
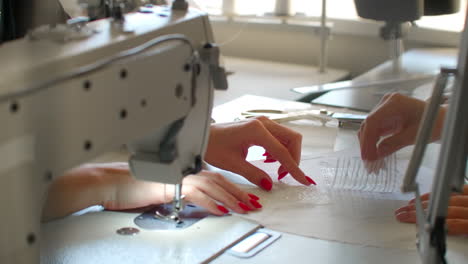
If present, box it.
[205,116,315,191]
[395,185,468,235]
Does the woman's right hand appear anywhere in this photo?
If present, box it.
[42,163,262,221]
[358,93,446,161]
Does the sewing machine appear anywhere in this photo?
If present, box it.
[0,1,267,263]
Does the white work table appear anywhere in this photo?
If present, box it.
[41,55,467,263]
[209,94,468,264]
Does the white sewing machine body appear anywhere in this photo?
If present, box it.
[0,5,247,263]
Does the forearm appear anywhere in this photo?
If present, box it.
[41,165,121,222]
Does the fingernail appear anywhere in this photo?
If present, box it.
[305,176,317,185]
[262,151,270,157]
[238,201,252,211]
[264,158,277,163]
[394,207,408,215]
[260,178,272,191]
[248,193,260,200]
[277,165,285,174]
[250,199,263,209]
[278,171,288,180]
[395,212,409,222]
[217,205,229,214]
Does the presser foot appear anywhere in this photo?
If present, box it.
[154,210,184,227]
[153,194,186,227]
[135,202,211,230]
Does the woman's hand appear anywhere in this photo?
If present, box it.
[205,116,315,191]
[358,93,446,161]
[395,185,468,235]
[42,163,262,221]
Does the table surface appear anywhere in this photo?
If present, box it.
[42,52,467,263]
[210,94,468,264]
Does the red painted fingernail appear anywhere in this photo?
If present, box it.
[260,178,272,191]
[250,199,263,209]
[278,171,288,180]
[248,193,260,200]
[217,205,229,214]
[264,158,277,163]
[238,202,252,211]
[277,164,285,171]
[305,176,317,185]
[395,212,409,222]
[262,151,270,157]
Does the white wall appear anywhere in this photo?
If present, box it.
[212,19,460,77]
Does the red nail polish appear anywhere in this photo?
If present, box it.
[277,165,285,173]
[217,205,229,214]
[250,199,262,209]
[264,158,277,163]
[260,178,272,191]
[238,202,252,211]
[305,176,317,185]
[262,151,270,157]
[278,171,288,180]
[248,193,260,200]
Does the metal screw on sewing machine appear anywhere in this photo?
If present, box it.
[175,84,184,98]
[9,101,19,113]
[44,171,53,182]
[116,227,140,236]
[84,140,93,151]
[83,80,92,91]
[26,233,36,245]
[120,68,128,79]
[120,109,128,119]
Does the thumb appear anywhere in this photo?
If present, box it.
[232,160,273,191]
[377,130,414,158]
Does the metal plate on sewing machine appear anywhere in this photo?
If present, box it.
[134,204,212,230]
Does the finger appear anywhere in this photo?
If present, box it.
[396,211,468,236]
[395,210,416,223]
[359,116,381,161]
[246,118,312,186]
[409,191,468,204]
[447,206,468,219]
[182,185,229,216]
[447,219,468,235]
[396,205,468,224]
[360,94,404,161]
[198,171,262,209]
[395,200,429,215]
[256,116,302,165]
[448,195,468,207]
[184,175,251,214]
[409,193,431,204]
[234,159,274,191]
[376,129,414,159]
